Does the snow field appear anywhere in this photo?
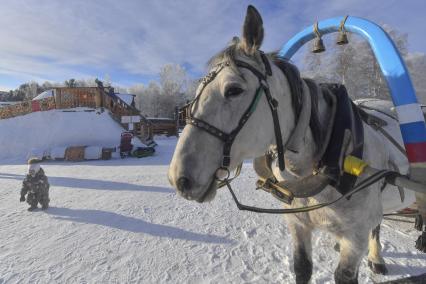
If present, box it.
[0,138,425,283]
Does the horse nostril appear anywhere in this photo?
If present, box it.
[177,177,192,192]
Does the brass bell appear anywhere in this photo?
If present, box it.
[337,15,349,45]
[336,32,349,45]
[312,21,325,53]
[312,37,325,53]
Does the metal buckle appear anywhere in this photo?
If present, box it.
[256,178,294,205]
[260,79,268,89]
[270,98,279,110]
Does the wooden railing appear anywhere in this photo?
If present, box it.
[147,118,178,137]
[0,84,185,141]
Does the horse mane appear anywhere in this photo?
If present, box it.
[207,40,239,68]
[207,43,323,152]
[207,43,304,119]
[270,54,323,154]
[268,53,303,122]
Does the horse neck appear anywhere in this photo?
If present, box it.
[280,79,331,177]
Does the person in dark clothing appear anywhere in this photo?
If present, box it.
[20,158,50,211]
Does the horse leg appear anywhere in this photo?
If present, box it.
[334,232,369,284]
[288,222,313,284]
[367,224,388,274]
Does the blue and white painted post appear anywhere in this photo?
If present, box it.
[278,16,426,226]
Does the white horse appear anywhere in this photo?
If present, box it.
[168,6,414,284]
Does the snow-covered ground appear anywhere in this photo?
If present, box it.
[0,137,425,283]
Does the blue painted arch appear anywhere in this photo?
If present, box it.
[278,16,426,165]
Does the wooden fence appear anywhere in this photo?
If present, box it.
[147,118,178,137]
[0,87,137,120]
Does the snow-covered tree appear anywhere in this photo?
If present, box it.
[406,52,426,104]
[64,78,77,88]
[130,64,195,118]
[160,64,186,97]
[301,25,410,100]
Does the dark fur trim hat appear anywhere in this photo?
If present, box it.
[27,158,42,165]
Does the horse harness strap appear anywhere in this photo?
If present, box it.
[356,105,407,157]
[222,82,400,214]
[187,52,285,171]
[224,167,395,214]
[255,83,366,205]
[318,83,365,196]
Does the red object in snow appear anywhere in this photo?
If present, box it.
[31,101,41,112]
[120,131,133,157]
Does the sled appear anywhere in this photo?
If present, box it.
[119,131,133,158]
[132,146,155,158]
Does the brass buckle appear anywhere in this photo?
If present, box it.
[256,178,294,205]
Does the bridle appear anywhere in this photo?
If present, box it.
[186,51,286,173]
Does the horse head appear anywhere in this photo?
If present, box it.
[168,5,296,202]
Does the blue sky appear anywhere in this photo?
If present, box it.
[0,0,425,91]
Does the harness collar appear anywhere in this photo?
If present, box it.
[256,83,365,203]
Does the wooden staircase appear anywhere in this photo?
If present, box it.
[96,81,154,145]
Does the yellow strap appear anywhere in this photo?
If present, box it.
[343,155,368,177]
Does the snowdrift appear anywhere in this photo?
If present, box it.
[0,108,141,161]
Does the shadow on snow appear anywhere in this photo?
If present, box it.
[46,207,234,244]
[0,172,173,193]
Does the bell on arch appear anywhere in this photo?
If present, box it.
[336,32,349,45]
[312,37,325,53]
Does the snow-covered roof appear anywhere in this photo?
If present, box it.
[116,93,135,106]
[0,101,20,108]
[147,117,174,121]
[33,89,54,101]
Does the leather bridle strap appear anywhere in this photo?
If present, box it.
[187,52,285,171]
[189,84,264,167]
[261,81,285,171]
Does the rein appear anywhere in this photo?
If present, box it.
[217,167,395,214]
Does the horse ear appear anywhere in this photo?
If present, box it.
[241,5,264,55]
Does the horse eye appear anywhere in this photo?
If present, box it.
[224,86,244,98]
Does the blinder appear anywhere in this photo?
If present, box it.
[186,52,286,172]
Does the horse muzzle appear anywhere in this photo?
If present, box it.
[168,170,218,203]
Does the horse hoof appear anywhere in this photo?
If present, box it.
[415,232,426,253]
[368,260,388,275]
[334,268,358,284]
[334,243,340,252]
[414,214,423,231]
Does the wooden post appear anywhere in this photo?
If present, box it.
[175,106,179,137]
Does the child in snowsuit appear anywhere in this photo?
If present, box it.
[20,159,50,211]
